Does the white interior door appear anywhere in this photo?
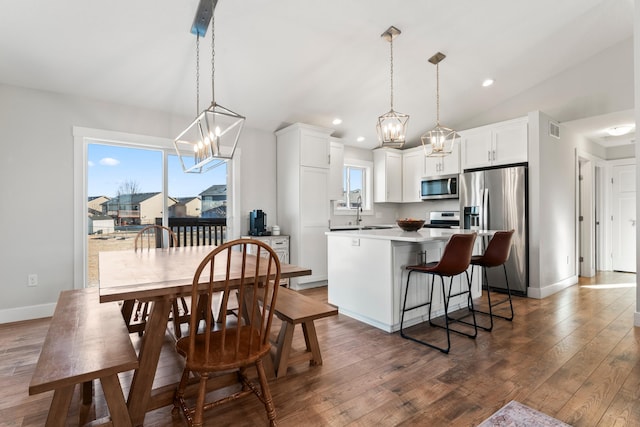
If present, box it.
[612,164,636,272]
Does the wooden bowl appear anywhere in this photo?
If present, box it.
[396,219,425,232]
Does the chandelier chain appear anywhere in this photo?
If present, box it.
[389,36,394,110]
[196,35,200,115]
[211,8,215,104]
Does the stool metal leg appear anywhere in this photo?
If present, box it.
[472,263,515,330]
[400,271,451,354]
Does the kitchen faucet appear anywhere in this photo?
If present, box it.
[355,195,363,225]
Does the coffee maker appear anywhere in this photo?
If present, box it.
[249,210,270,236]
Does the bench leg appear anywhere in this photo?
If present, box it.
[301,320,323,366]
[275,321,295,378]
[45,385,74,427]
[101,374,133,427]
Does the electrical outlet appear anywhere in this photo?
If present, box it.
[28,274,38,287]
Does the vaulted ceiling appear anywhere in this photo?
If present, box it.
[0,0,634,148]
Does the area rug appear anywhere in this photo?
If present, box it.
[478,400,571,427]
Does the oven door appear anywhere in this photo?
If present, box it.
[421,174,458,200]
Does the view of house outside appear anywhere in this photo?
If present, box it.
[86,143,227,286]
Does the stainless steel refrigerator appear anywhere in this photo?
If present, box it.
[459,165,528,295]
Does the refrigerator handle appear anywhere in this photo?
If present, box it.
[482,188,489,230]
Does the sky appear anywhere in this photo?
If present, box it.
[87,143,226,198]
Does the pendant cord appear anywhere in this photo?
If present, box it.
[196,35,200,115]
[211,6,215,105]
[389,36,394,111]
[436,63,440,125]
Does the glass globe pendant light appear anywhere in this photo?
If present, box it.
[376,26,409,148]
[421,52,457,157]
[174,0,245,173]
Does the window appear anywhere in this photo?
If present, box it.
[335,159,373,214]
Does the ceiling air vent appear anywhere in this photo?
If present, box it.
[549,121,560,139]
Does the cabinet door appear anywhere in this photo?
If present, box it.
[300,131,330,169]
[402,149,425,203]
[374,149,402,203]
[493,119,528,166]
[424,153,442,176]
[441,140,460,175]
[299,167,329,284]
[329,139,344,200]
[460,128,492,170]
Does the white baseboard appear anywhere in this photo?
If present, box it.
[527,275,578,299]
[290,280,328,291]
[635,311,640,327]
[0,303,55,324]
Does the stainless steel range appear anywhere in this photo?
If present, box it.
[423,211,460,228]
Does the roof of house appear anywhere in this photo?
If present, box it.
[102,192,161,205]
[174,196,200,204]
[200,185,227,197]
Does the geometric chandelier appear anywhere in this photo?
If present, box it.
[421,52,457,157]
[174,0,245,173]
[376,26,409,149]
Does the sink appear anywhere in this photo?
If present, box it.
[330,225,393,231]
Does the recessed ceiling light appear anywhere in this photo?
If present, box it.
[606,125,634,136]
[482,79,494,87]
[357,136,365,142]
[332,118,343,125]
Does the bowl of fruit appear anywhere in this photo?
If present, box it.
[396,218,425,232]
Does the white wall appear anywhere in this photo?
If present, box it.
[634,0,640,327]
[0,83,277,323]
[528,111,578,298]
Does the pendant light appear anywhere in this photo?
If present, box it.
[376,26,409,148]
[421,52,457,157]
[174,0,245,173]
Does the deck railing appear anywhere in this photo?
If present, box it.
[157,217,227,247]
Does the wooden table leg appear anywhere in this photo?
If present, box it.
[127,297,172,426]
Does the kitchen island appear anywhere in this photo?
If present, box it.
[326,227,492,332]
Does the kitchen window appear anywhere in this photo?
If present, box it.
[335,159,372,214]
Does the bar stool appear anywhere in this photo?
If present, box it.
[400,233,477,354]
[470,229,515,331]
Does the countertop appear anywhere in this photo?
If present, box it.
[326,227,493,243]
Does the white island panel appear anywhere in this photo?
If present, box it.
[327,228,487,332]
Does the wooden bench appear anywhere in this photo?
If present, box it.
[29,288,139,427]
[271,287,338,378]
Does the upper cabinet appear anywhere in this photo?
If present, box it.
[424,140,460,176]
[402,147,425,203]
[328,137,344,201]
[460,117,528,170]
[373,148,402,203]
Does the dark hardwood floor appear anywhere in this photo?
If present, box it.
[1,272,638,426]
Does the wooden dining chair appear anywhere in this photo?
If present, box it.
[123,225,190,337]
[172,238,281,427]
[400,233,478,354]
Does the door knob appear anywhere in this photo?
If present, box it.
[630,219,636,227]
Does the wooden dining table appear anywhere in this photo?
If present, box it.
[98,244,312,426]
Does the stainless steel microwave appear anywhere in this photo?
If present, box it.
[420,174,459,200]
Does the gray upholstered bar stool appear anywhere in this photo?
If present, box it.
[400,232,478,354]
[470,229,515,331]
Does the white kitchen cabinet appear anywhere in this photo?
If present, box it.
[424,139,460,176]
[328,138,344,200]
[373,148,402,203]
[402,147,425,203]
[460,117,528,170]
[276,123,333,289]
